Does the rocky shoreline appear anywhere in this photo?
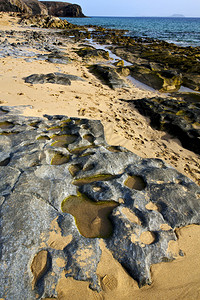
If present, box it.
[0,12,200,300]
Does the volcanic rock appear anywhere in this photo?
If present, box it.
[0,105,200,299]
[76,46,110,61]
[132,97,200,154]
[129,65,182,92]
[89,64,129,89]
[23,72,85,85]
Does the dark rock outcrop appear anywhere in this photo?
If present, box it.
[129,65,182,92]
[41,1,85,17]
[75,27,199,92]
[0,105,200,298]
[132,97,200,155]
[76,46,110,60]
[89,64,129,89]
[24,72,85,85]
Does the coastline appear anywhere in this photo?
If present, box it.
[0,12,200,300]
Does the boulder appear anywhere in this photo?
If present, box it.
[0,105,200,298]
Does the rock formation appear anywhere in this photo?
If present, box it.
[23,0,48,15]
[89,64,129,89]
[19,14,73,28]
[41,1,86,17]
[0,105,200,299]
[0,0,32,14]
[0,0,85,16]
[132,97,200,155]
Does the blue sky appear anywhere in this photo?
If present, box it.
[68,0,200,17]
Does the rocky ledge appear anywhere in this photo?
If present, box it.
[0,106,200,299]
[60,26,200,93]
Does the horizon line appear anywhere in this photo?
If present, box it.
[82,15,200,18]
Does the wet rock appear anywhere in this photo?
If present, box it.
[132,97,200,154]
[89,64,129,89]
[76,46,110,60]
[182,73,200,91]
[129,65,182,92]
[0,105,200,298]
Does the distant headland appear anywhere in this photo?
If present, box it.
[170,14,186,18]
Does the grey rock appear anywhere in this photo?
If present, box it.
[24,73,71,85]
[0,105,200,299]
[23,72,85,85]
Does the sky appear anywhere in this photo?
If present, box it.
[67,0,200,17]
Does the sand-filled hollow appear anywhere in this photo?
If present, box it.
[61,194,119,238]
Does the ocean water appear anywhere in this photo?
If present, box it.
[63,16,200,47]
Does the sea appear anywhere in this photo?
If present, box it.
[63,16,200,47]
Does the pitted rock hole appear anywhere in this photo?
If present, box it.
[0,108,8,116]
[68,164,83,177]
[72,174,118,186]
[0,121,14,129]
[139,231,155,245]
[51,134,78,147]
[0,157,10,166]
[106,146,123,153]
[61,194,119,238]
[31,250,49,289]
[124,175,146,191]
[51,153,70,165]
[37,135,50,141]
[83,134,95,143]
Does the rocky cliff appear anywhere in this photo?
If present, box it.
[0,0,48,14]
[23,0,48,15]
[41,1,86,17]
[0,0,32,14]
[0,0,84,16]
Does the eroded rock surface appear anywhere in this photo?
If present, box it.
[132,97,200,155]
[0,106,200,299]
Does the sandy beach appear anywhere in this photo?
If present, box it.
[0,12,200,300]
